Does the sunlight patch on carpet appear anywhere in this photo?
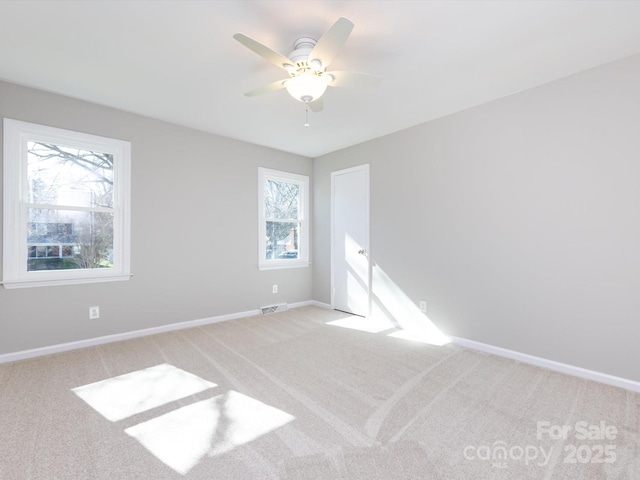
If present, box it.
[72,363,216,421]
[124,390,295,475]
[387,328,450,345]
[327,315,395,333]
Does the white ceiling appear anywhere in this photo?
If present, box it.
[1,1,640,158]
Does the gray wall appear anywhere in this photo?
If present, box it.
[314,54,640,382]
[4,52,640,383]
[0,81,312,355]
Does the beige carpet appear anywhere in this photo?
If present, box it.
[0,306,638,479]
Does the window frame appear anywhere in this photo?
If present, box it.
[258,167,309,270]
[2,118,131,289]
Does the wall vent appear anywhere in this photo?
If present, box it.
[261,303,289,315]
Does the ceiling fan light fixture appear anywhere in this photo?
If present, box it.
[235,17,379,112]
[285,72,330,103]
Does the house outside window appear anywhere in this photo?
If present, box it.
[258,167,309,270]
[2,119,131,288]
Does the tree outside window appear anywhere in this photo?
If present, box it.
[3,118,131,288]
[258,168,309,270]
[26,142,115,271]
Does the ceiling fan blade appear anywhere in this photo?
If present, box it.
[233,33,293,71]
[244,79,287,97]
[308,17,354,69]
[309,97,323,113]
[327,71,382,89]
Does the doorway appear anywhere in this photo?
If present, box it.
[331,164,370,317]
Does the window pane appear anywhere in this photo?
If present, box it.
[27,141,114,208]
[264,180,299,220]
[27,208,114,271]
[265,221,299,260]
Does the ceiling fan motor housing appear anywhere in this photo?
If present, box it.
[288,37,322,73]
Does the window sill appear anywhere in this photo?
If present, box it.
[258,261,310,271]
[2,273,132,289]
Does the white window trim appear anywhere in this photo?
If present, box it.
[2,118,131,289]
[258,167,309,270]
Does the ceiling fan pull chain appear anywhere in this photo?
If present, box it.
[304,102,310,128]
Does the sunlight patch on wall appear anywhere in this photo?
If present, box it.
[372,264,451,346]
[72,363,216,421]
[124,390,295,475]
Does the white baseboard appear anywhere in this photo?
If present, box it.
[287,300,332,310]
[7,303,636,394]
[0,301,335,364]
[450,336,640,393]
[0,308,265,364]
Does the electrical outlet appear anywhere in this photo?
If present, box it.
[272,284,278,294]
[89,306,100,319]
[419,301,427,314]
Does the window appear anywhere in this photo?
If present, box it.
[2,119,131,288]
[258,167,309,270]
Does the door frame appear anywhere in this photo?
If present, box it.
[330,164,371,316]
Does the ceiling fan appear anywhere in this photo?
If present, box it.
[233,17,381,113]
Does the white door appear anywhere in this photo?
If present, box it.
[332,165,370,317]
